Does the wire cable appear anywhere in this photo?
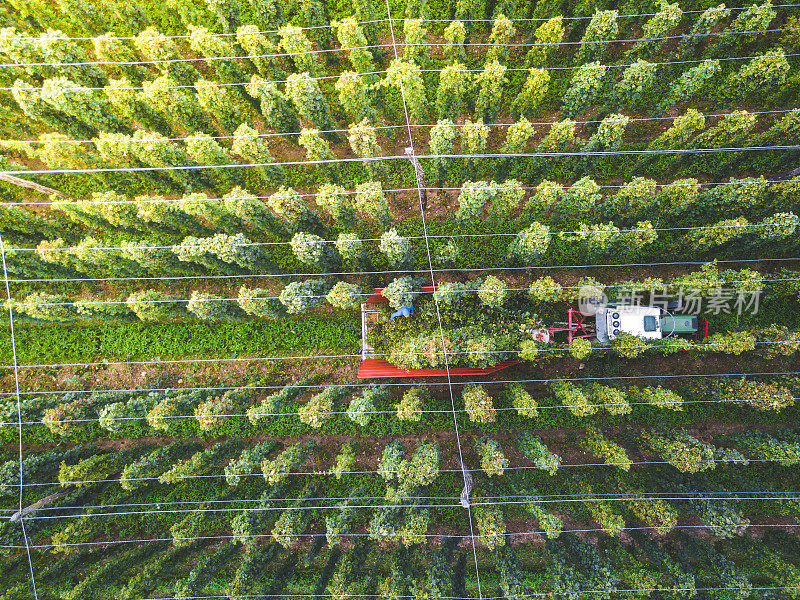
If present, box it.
[2,1,798,42]
[1,270,796,310]
[4,49,799,92]
[5,218,795,254]
[18,489,800,520]
[5,522,799,550]
[10,367,793,398]
[2,336,797,371]
[16,489,800,517]
[4,144,799,177]
[2,26,796,68]
[0,232,39,598]
[384,4,483,596]
[4,108,796,146]
[16,455,800,496]
[6,393,795,429]
[9,255,800,284]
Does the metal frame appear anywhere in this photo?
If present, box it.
[549,308,595,343]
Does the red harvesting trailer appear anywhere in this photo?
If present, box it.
[357,286,519,379]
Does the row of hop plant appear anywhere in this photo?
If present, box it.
[5,154,799,273]
[7,254,797,327]
[431,109,800,187]
[7,197,796,287]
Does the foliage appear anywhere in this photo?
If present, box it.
[545,534,618,600]
[474,59,507,122]
[656,60,721,114]
[508,222,551,266]
[335,72,376,124]
[551,380,596,417]
[396,386,428,421]
[333,17,374,74]
[639,429,716,473]
[461,118,489,178]
[299,386,350,428]
[579,428,631,470]
[403,18,429,67]
[159,440,240,484]
[719,378,795,411]
[443,21,467,63]
[262,440,317,484]
[455,180,497,224]
[586,383,631,416]
[287,72,337,135]
[291,232,341,273]
[475,436,508,476]
[473,504,506,550]
[224,441,280,486]
[380,230,414,272]
[58,453,121,487]
[381,276,423,310]
[347,384,389,427]
[526,16,563,67]
[272,482,318,547]
[429,119,458,184]
[575,10,618,65]
[512,68,550,117]
[382,59,427,122]
[628,0,681,59]
[722,50,789,101]
[477,275,508,308]
[463,384,496,423]
[348,120,385,180]
[504,382,538,417]
[436,63,470,121]
[627,386,683,411]
[356,181,391,228]
[299,129,338,182]
[515,430,561,474]
[331,441,358,480]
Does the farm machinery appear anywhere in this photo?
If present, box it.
[358,287,709,379]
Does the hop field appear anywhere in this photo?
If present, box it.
[1,0,800,597]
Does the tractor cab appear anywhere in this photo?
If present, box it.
[594,304,703,345]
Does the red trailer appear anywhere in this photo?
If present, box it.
[357,287,519,379]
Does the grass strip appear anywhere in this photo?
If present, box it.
[0,315,360,365]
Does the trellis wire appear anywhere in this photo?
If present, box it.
[3,269,798,309]
[5,522,799,550]
[4,49,800,92]
[2,336,798,371]
[0,232,39,598]
[16,455,800,496]
[16,489,800,521]
[4,369,799,398]
[4,1,800,42]
[7,217,799,254]
[5,392,796,429]
[14,489,800,518]
[2,25,797,68]
[5,143,800,177]
[5,107,797,145]
[383,1,484,595]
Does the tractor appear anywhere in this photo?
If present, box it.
[358,287,709,378]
